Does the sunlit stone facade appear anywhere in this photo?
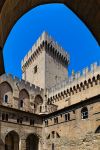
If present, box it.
[0,32,100,150]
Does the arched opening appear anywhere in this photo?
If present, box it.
[5,131,19,150]
[34,95,43,113]
[26,134,39,150]
[95,126,100,133]
[19,89,29,110]
[34,95,43,105]
[0,81,13,105]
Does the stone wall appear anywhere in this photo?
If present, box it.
[48,63,100,110]
[43,96,100,150]
[0,105,43,150]
[22,32,69,89]
[0,74,44,114]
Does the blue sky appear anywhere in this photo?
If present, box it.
[3,4,100,78]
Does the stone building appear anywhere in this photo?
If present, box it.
[0,32,100,150]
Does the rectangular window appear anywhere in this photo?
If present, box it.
[30,119,34,126]
[34,65,37,74]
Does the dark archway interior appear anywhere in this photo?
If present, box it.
[5,131,19,150]
[26,134,39,150]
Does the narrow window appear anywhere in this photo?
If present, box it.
[20,118,23,124]
[52,131,55,138]
[20,100,23,108]
[30,119,32,125]
[17,118,20,123]
[6,114,8,121]
[34,104,36,108]
[30,119,34,125]
[2,113,5,120]
[81,107,88,119]
[4,95,8,103]
[34,65,37,74]
[45,105,47,112]
[40,106,42,113]
[65,113,70,121]
[52,143,55,150]
[45,120,48,126]
[68,113,70,121]
[65,114,68,121]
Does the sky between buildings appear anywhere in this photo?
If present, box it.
[3,4,100,79]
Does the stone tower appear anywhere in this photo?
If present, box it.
[21,31,69,89]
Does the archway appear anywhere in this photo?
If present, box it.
[34,95,43,105]
[26,134,39,150]
[34,95,43,113]
[19,89,29,111]
[0,81,13,105]
[0,1,100,75]
[5,131,19,150]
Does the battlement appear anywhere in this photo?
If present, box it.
[21,31,69,72]
[47,62,100,98]
[0,74,43,92]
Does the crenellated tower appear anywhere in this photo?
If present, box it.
[21,31,69,90]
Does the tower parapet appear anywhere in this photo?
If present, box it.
[21,31,69,89]
[21,31,70,72]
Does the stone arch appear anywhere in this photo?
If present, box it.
[19,89,30,111]
[34,95,43,113]
[0,1,99,74]
[5,130,19,150]
[34,95,43,105]
[0,81,13,105]
[26,133,41,150]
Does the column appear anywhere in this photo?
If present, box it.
[19,138,26,150]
